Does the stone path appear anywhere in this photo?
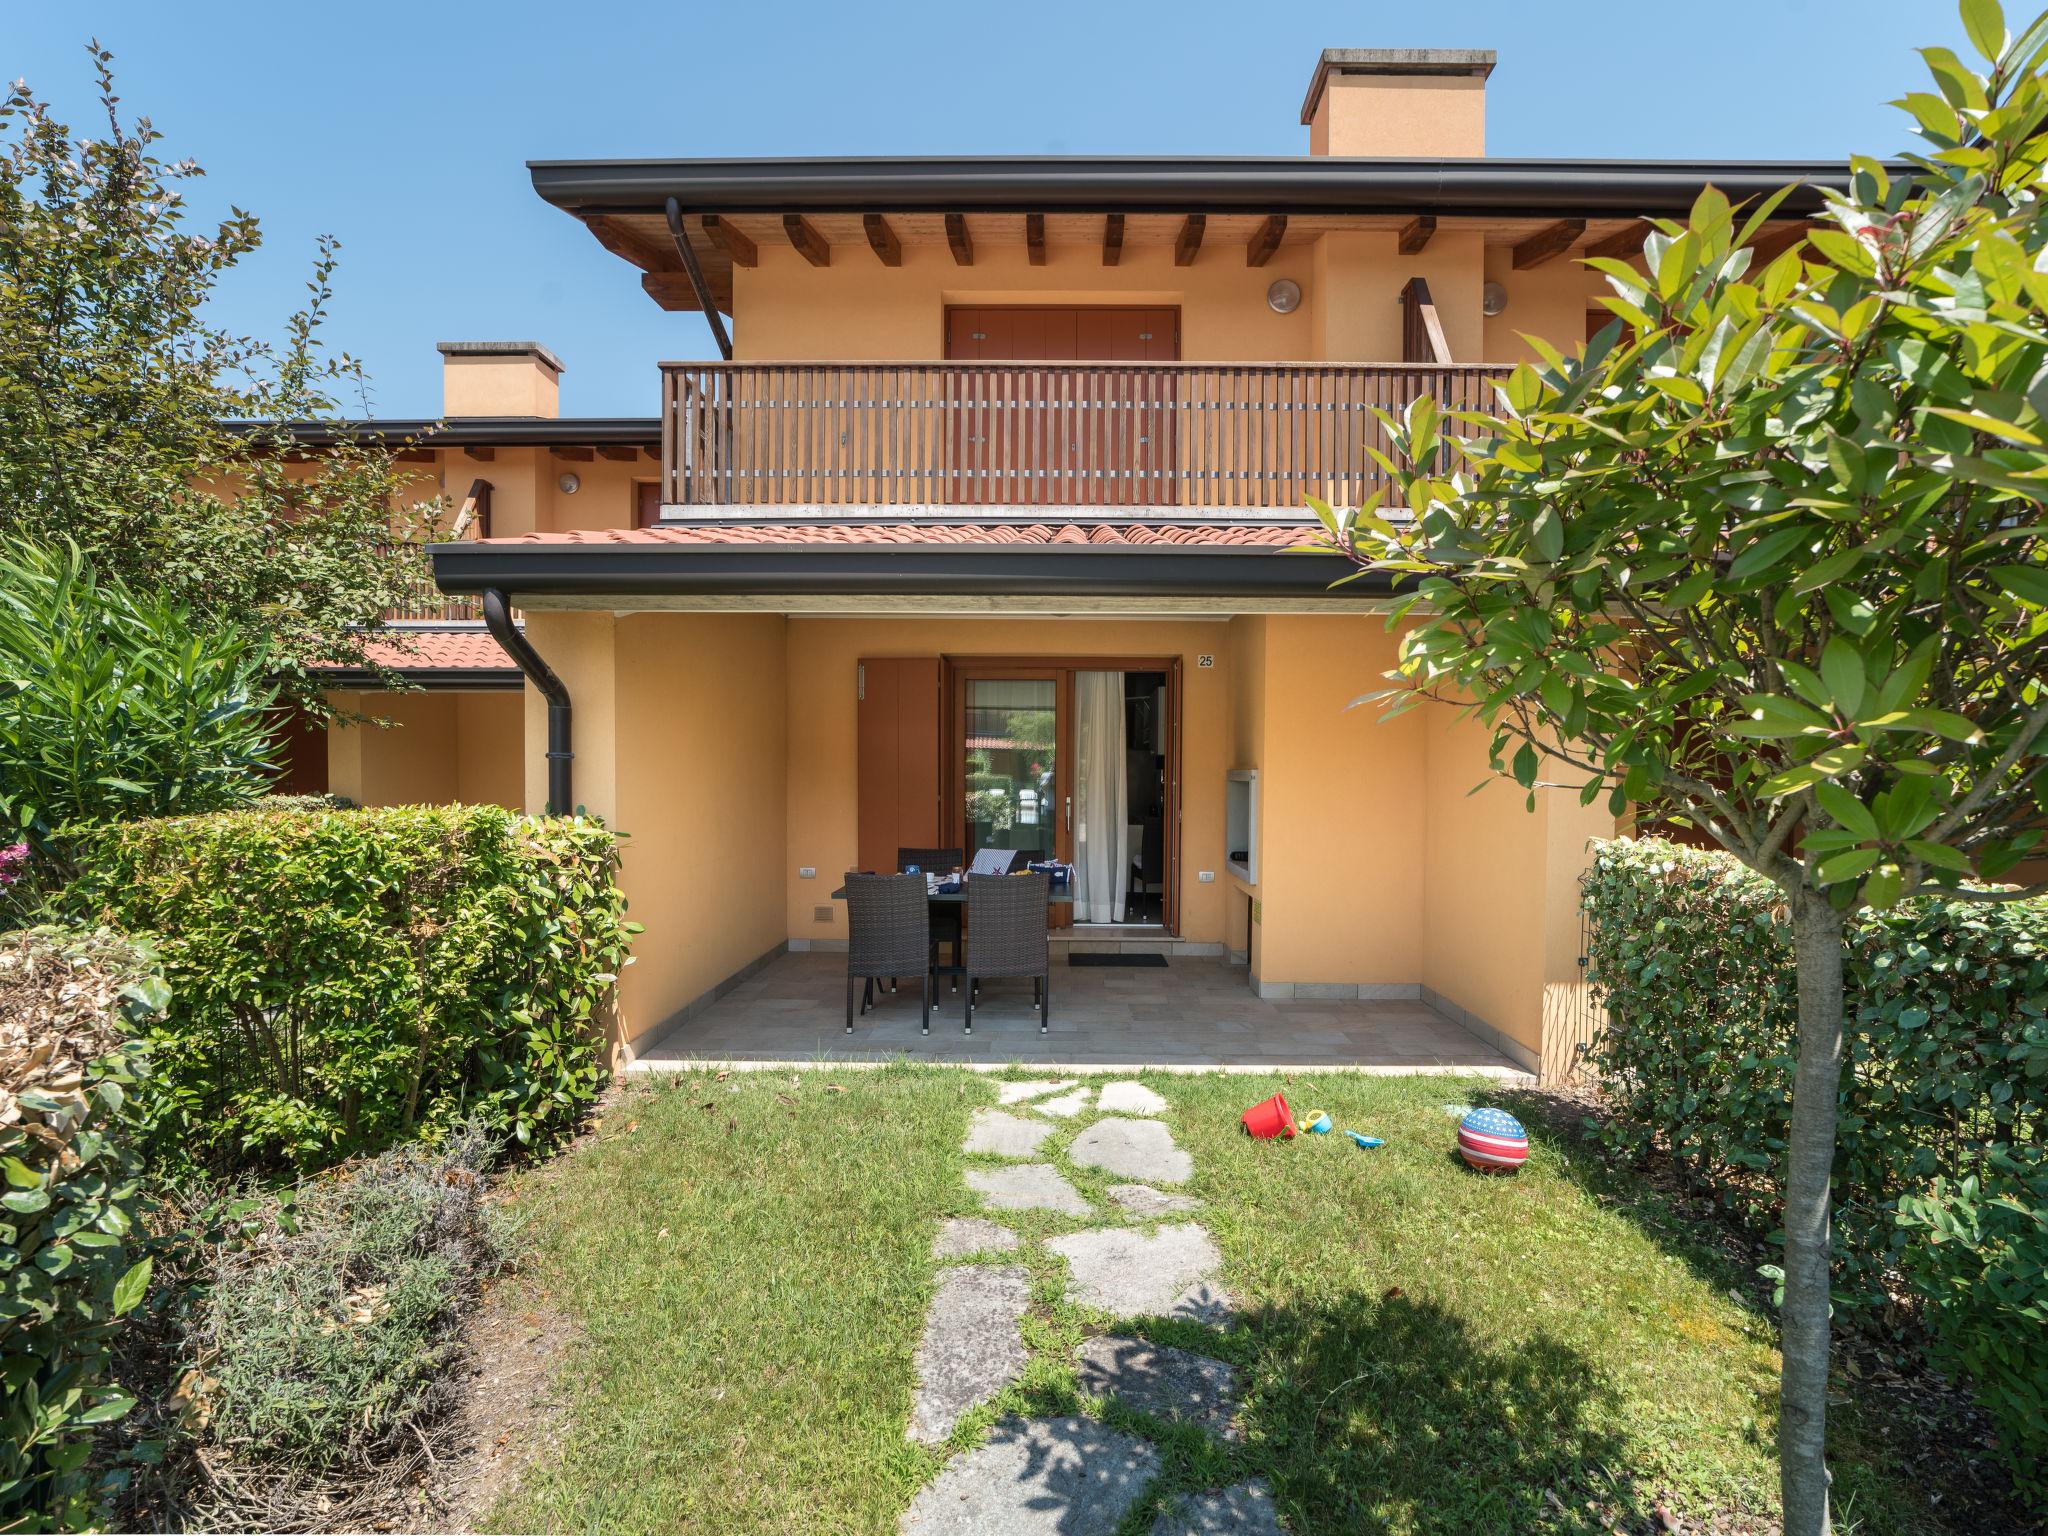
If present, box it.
[931,1217,1018,1259]
[965,1163,1091,1215]
[1047,1223,1234,1326]
[906,1266,1031,1444]
[902,1081,1264,1532]
[1069,1117,1194,1184]
[962,1108,1054,1158]
[1107,1184,1203,1217]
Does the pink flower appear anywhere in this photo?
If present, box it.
[0,843,27,888]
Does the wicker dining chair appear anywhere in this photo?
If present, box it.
[898,846,965,987]
[844,872,933,1036]
[962,870,1050,1036]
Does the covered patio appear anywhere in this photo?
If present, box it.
[627,950,1531,1076]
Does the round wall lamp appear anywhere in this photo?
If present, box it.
[1482,281,1509,317]
[558,472,581,494]
[1266,278,1303,314]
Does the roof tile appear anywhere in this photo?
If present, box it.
[475,522,1308,550]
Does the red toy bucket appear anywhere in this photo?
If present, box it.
[1241,1092,1295,1139]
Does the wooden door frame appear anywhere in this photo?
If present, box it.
[942,655,1183,935]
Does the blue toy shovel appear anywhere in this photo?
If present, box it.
[1342,1131,1384,1150]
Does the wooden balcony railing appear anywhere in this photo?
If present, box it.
[658,361,1510,512]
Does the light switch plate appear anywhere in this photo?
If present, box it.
[799,866,817,879]
[1197,870,1215,883]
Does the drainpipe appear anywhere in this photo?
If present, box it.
[481,588,573,815]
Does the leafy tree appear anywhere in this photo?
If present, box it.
[0,43,441,711]
[1312,6,2048,1530]
[0,535,277,870]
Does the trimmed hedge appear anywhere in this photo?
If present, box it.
[1582,838,2048,1496]
[64,804,634,1176]
[0,926,167,1531]
[1582,837,2048,1312]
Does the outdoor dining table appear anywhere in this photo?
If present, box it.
[830,879,1073,991]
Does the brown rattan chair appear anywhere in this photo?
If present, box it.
[898,847,964,987]
[844,872,933,1036]
[962,870,1050,1036]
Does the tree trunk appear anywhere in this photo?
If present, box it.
[1780,886,1846,1536]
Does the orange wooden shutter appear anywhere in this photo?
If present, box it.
[856,658,942,875]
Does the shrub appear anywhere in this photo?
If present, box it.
[1581,836,2048,1317]
[174,1129,511,1526]
[0,926,168,1531]
[64,803,632,1175]
[1896,1152,2048,1501]
[0,536,278,857]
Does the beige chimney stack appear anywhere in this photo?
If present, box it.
[1301,49,1494,157]
[437,341,564,418]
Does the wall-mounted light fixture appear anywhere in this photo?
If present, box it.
[1266,278,1302,314]
[1482,281,1509,317]
[558,472,581,494]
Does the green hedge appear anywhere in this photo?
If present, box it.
[64,804,635,1176]
[0,926,166,1532]
[1582,838,2048,1497]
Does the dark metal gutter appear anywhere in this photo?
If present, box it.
[221,417,661,450]
[482,589,575,815]
[318,665,523,691]
[527,154,1878,220]
[430,539,1390,602]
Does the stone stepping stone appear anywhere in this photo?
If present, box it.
[931,1217,1019,1259]
[899,1415,1159,1535]
[1032,1086,1093,1118]
[997,1078,1075,1105]
[1069,1118,1192,1185]
[963,1108,1054,1158]
[1046,1223,1233,1326]
[1150,1480,1284,1536]
[905,1265,1030,1444]
[1108,1184,1203,1218]
[965,1163,1092,1216]
[1097,1080,1169,1115]
[1076,1335,1242,1442]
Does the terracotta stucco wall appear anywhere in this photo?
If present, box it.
[782,616,1233,950]
[323,690,523,811]
[521,611,789,1051]
[1248,615,1429,987]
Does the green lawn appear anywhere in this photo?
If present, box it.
[484,1067,1973,1535]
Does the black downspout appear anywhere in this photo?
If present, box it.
[481,588,573,815]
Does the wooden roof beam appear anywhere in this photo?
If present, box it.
[640,271,730,314]
[783,214,830,267]
[700,215,758,267]
[1747,221,1816,267]
[1246,215,1287,267]
[945,213,973,266]
[862,213,902,266]
[594,445,638,461]
[1512,218,1586,270]
[582,214,679,274]
[1173,214,1206,268]
[1102,213,1124,267]
[1397,215,1436,255]
[1026,213,1046,266]
[1584,220,1649,261]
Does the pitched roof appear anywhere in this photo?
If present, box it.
[313,627,522,688]
[477,522,1309,548]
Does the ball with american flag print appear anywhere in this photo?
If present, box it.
[1457,1107,1529,1172]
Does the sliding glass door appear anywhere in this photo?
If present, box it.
[944,657,1182,934]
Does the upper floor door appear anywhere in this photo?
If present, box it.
[944,307,1179,506]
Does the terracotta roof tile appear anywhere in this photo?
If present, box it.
[335,629,516,673]
[475,522,1309,550]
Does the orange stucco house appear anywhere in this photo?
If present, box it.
[305,48,1838,1075]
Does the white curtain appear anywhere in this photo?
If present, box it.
[1073,671,1128,923]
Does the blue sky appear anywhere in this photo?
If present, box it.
[14,1,1967,417]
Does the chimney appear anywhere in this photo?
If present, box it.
[1300,49,1494,158]
[437,341,564,419]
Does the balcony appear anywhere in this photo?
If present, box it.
[657,361,1509,513]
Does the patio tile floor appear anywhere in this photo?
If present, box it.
[629,952,1531,1078]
